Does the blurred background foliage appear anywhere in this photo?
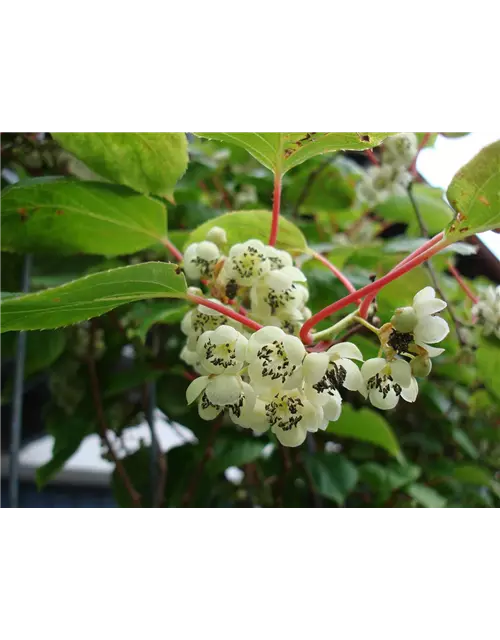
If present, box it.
[1,132,499,508]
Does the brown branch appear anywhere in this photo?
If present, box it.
[181,419,222,507]
[87,321,141,507]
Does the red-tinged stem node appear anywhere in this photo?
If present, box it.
[365,149,379,166]
[187,294,263,332]
[300,238,449,344]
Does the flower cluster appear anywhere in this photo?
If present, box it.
[180,229,450,446]
[472,285,500,339]
[356,133,418,208]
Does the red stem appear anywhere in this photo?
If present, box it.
[187,294,263,332]
[447,261,479,303]
[358,232,445,318]
[365,149,379,166]
[269,171,282,247]
[300,238,448,344]
[411,132,431,176]
[311,251,360,299]
[161,237,184,262]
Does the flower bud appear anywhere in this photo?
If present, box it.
[391,306,417,333]
[186,286,203,297]
[206,226,228,247]
[410,355,432,378]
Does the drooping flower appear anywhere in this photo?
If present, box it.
[360,357,418,410]
[250,267,307,317]
[183,241,221,280]
[196,325,248,374]
[356,165,409,207]
[303,342,364,420]
[260,389,325,447]
[472,285,500,339]
[264,246,294,270]
[186,374,255,421]
[382,132,418,168]
[247,326,306,393]
[181,300,240,350]
[230,397,271,434]
[220,238,270,285]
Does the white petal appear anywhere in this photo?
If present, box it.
[282,334,306,364]
[401,377,419,403]
[361,358,387,381]
[390,359,412,388]
[212,324,240,344]
[416,342,445,358]
[328,341,364,362]
[303,352,329,385]
[304,383,329,406]
[180,310,193,336]
[198,400,222,420]
[273,423,307,447]
[186,376,209,404]
[205,375,242,406]
[279,265,307,283]
[282,366,304,391]
[412,286,436,306]
[234,334,248,361]
[196,240,220,261]
[369,387,399,410]
[247,326,284,359]
[338,358,364,391]
[414,316,450,344]
[323,395,342,421]
[414,297,447,317]
[232,398,269,433]
[180,345,198,366]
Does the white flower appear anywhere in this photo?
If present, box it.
[221,239,270,285]
[260,389,325,447]
[247,326,306,392]
[472,285,500,339]
[264,246,294,270]
[181,301,240,350]
[205,226,228,246]
[303,342,364,420]
[250,267,308,317]
[183,241,220,280]
[231,397,270,434]
[412,286,449,351]
[360,357,418,410]
[196,325,248,374]
[356,165,409,207]
[186,374,255,421]
[382,132,418,169]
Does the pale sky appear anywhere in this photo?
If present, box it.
[12,132,500,481]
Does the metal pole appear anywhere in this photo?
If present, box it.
[146,329,161,505]
[9,254,32,508]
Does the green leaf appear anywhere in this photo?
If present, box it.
[327,405,402,459]
[195,133,392,174]
[452,464,492,486]
[185,210,307,253]
[451,427,479,459]
[36,412,93,488]
[446,139,500,240]
[207,432,268,475]
[124,301,190,343]
[1,262,187,333]
[476,337,500,401]
[406,483,447,508]
[302,453,358,505]
[360,462,421,502]
[1,180,167,256]
[375,185,454,235]
[53,133,188,198]
[2,329,66,376]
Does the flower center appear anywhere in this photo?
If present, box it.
[367,373,402,399]
[313,362,346,396]
[256,340,297,383]
[203,339,237,369]
[265,393,304,431]
[233,247,266,279]
[387,329,413,354]
[263,284,297,315]
[190,256,217,276]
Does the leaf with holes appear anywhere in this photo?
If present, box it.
[195,133,392,174]
[327,405,402,459]
[185,210,307,253]
[446,139,500,240]
[53,132,188,197]
[1,180,167,256]
[1,262,187,333]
